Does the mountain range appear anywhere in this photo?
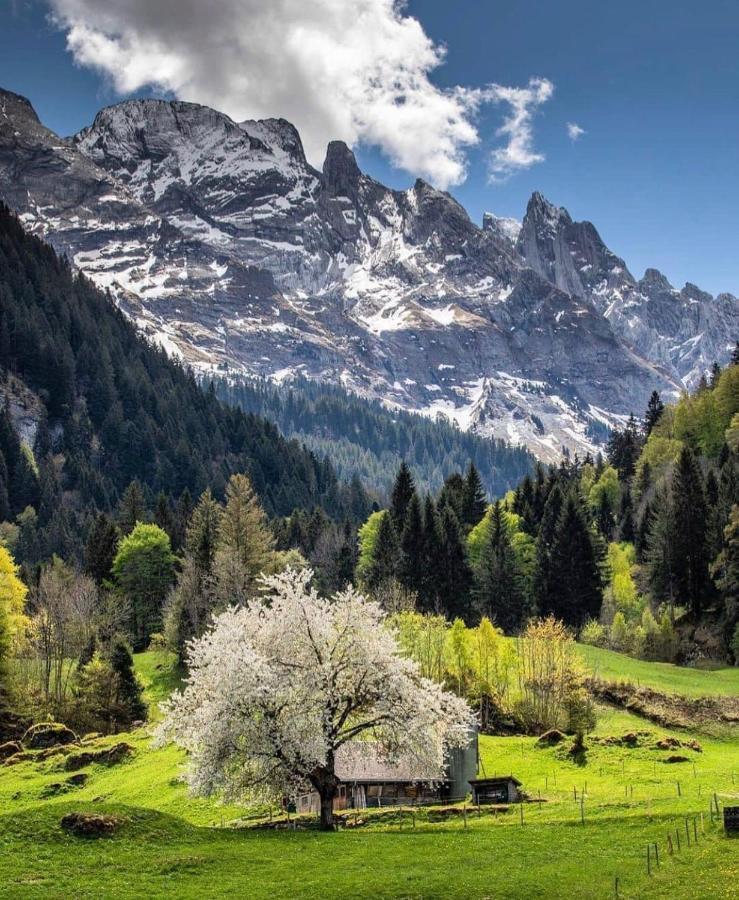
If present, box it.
[1,87,736,461]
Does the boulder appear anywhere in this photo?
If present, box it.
[664,755,690,763]
[22,722,78,750]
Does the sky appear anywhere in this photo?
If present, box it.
[1,0,737,295]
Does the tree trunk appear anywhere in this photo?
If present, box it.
[312,759,339,831]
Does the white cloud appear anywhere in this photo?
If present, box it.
[485,77,554,182]
[48,0,553,190]
[567,121,585,141]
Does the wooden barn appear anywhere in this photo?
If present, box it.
[295,732,478,813]
[468,776,522,805]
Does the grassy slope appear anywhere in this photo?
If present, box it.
[575,644,739,697]
[0,651,737,899]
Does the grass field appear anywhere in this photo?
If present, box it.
[1,649,737,899]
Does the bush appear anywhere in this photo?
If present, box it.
[580,619,607,647]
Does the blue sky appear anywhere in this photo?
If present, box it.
[1,0,737,295]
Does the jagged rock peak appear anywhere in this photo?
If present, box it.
[323,140,361,193]
[239,117,307,162]
[0,87,40,125]
[527,190,572,224]
[640,267,673,291]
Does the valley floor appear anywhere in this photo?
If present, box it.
[1,653,737,899]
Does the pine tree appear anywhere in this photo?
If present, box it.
[643,391,665,437]
[217,474,274,575]
[109,640,147,724]
[84,514,120,585]
[645,484,676,604]
[711,503,739,655]
[475,501,526,632]
[420,494,443,613]
[671,446,710,617]
[710,362,722,388]
[732,341,739,366]
[398,492,425,597]
[595,490,615,541]
[533,483,563,611]
[154,492,176,544]
[462,463,487,528]
[185,489,222,574]
[544,493,602,626]
[365,511,399,591]
[437,472,466,523]
[390,462,416,530]
[117,480,146,535]
[436,505,473,622]
[606,415,642,479]
[617,486,635,543]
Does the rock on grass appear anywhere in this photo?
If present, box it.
[60,812,125,837]
[22,723,78,750]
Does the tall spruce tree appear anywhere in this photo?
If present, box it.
[420,494,443,613]
[109,640,147,724]
[671,446,710,617]
[544,492,602,626]
[643,391,665,437]
[365,510,399,591]
[645,485,676,603]
[475,501,526,632]
[461,463,487,528]
[398,492,425,598]
[533,483,564,611]
[84,513,120,585]
[117,480,146,535]
[436,505,473,622]
[389,462,415,530]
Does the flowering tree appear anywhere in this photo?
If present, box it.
[158,569,474,829]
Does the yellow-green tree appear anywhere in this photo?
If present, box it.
[0,544,28,690]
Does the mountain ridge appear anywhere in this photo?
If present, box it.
[1,88,733,461]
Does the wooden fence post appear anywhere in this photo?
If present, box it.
[646,845,651,876]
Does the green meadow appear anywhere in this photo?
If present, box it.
[1,650,737,899]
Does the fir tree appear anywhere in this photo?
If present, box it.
[643,391,665,437]
[461,463,487,528]
[109,640,147,724]
[671,446,710,617]
[185,489,222,574]
[84,514,120,585]
[544,492,602,626]
[365,511,399,591]
[617,486,636,544]
[645,485,677,605]
[475,501,526,632]
[436,505,473,622]
[118,480,146,535]
[420,494,443,613]
[533,483,564,611]
[389,462,415,530]
[398,492,425,597]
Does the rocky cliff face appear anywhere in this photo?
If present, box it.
[1,88,732,461]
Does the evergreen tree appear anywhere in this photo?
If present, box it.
[533,483,564,611]
[544,493,602,626]
[606,415,642,480]
[436,505,473,622]
[617,486,635,543]
[710,362,722,388]
[109,640,147,724]
[365,511,399,591]
[185,489,222,573]
[84,514,120,585]
[389,462,416,530]
[398,492,425,597]
[645,485,676,604]
[711,503,739,655]
[643,390,665,437]
[595,490,615,541]
[475,501,526,632]
[420,494,443,613]
[118,480,146,535]
[437,472,466,522]
[216,474,274,581]
[461,463,487,528]
[732,341,739,366]
[154,492,176,545]
[671,446,710,617]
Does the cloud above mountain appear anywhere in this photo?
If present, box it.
[48,0,552,189]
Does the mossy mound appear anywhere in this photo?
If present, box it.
[537,729,566,746]
[0,740,22,761]
[60,812,125,838]
[63,742,134,772]
[22,722,78,750]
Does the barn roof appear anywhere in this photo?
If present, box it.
[468,775,522,786]
[335,743,445,784]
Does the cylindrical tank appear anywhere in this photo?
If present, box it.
[445,725,479,800]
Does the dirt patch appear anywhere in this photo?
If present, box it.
[41,773,89,797]
[63,742,134,772]
[664,755,690,763]
[588,678,739,729]
[60,812,125,837]
[591,730,652,747]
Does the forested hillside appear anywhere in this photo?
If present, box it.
[215,376,534,499]
[353,361,739,664]
[0,204,371,569]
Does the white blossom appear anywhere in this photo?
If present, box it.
[156,568,474,815]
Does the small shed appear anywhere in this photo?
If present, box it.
[469,776,522,805]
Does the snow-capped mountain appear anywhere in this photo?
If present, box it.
[1,88,734,460]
